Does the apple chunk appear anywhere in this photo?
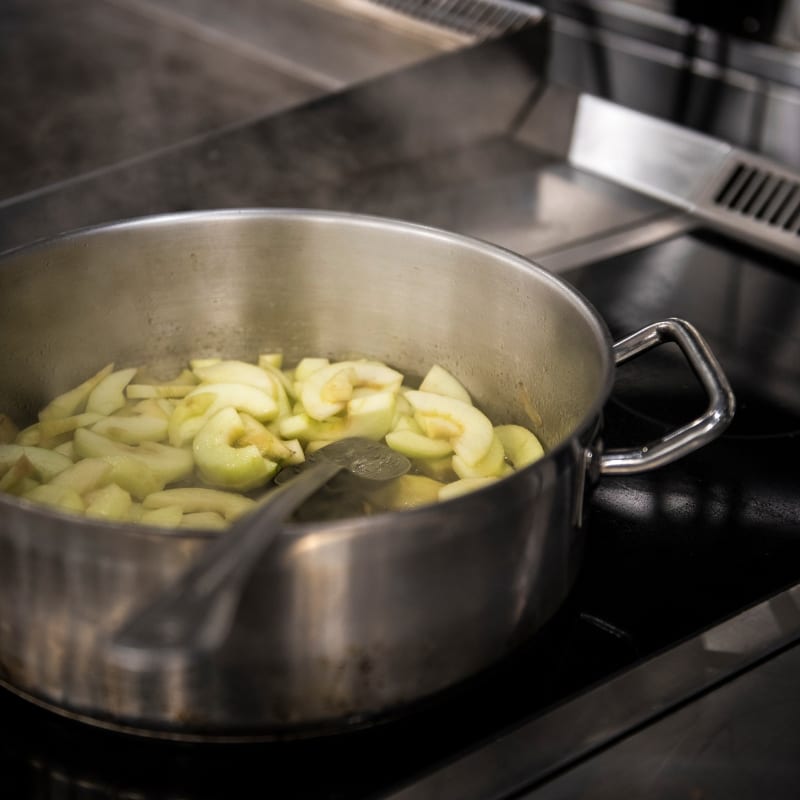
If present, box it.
[404,390,494,467]
[192,407,278,491]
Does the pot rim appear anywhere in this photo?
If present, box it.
[0,207,616,540]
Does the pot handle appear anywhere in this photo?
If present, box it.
[598,318,735,476]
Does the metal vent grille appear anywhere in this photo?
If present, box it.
[714,161,800,235]
[367,0,539,38]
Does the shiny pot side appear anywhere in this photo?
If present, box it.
[0,210,722,736]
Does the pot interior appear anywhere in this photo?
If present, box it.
[0,210,612,454]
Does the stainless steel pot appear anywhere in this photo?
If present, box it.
[0,209,734,737]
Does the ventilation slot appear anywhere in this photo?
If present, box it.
[367,0,536,38]
[714,162,800,234]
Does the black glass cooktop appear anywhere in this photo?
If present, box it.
[1,228,799,799]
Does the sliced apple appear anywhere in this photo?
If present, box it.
[418,364,472,404]
[126,383,195,399]
[193,407,277,491]
[301,361,403,421]
[368,474,444,511]
[0,413,19,444]
[90,414,169,444]
[180,511,227,530]
[23,483,85,514]
[101,456,165,500]
[38,363,114,421]
[84,483,132,521]
[293,357,329,382]
[404,390,494,467]
[140,505,183,527]
[142,487,256,520]
[438,477,498,501]
[50,458,112,495]
[0,455,35,494]
[452,434,507,479]
[73,428,193,486]
[495,424,545,468]
[385,430,454,459]
[38,412,103,442]
[86,367,138,416]
[236,413,294,461]
[169,383,279,447]
[258,353,284,370]
[0,444,72,482]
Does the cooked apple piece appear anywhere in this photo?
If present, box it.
[126,384,195,399]
[140,505,183,527]
[86,367,138,416]
[0,455,35,494]
[38,413,103,441]
[14,423,41,446]
[193,407,278,491]
[73,428,193,486]
[84,483,132,521]
[385,430,454,459]
[90,415,169,444]
[131,398,170,420]
[452,434,508,479]
[100,456,165,500]
[236,413,294,461]
[391,414,424,435]
[418,364,472,405]
[0,413,19,444]
[413,455,457,483]
[368,474,445,511]
[23,483,85,514]
[258,353,284,370]
[142,487,256,520]
[50,458,112,495]
[0,444,72,482]
[404,390,494,467]
[169,383,279,447]
[179,511,227,530]
[438,477,498,501]
[38,363,114,421]
[293,357,329,382]
[301,361,403,421]
[495,424,545,468]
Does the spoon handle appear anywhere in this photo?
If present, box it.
[107,459,343,669]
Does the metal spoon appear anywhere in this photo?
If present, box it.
[107,437,410,669]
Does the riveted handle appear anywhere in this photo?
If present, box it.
[599,318,735,475]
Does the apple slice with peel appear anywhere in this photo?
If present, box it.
[73,428,193,486]
[193,407,278,491]
[301,361,403,421]
[404,390,494,467]
[169,383,279,447]
[279,391,396,443]
[495,424,545,468]
[385,430,454,459]
[86,367,138,416]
